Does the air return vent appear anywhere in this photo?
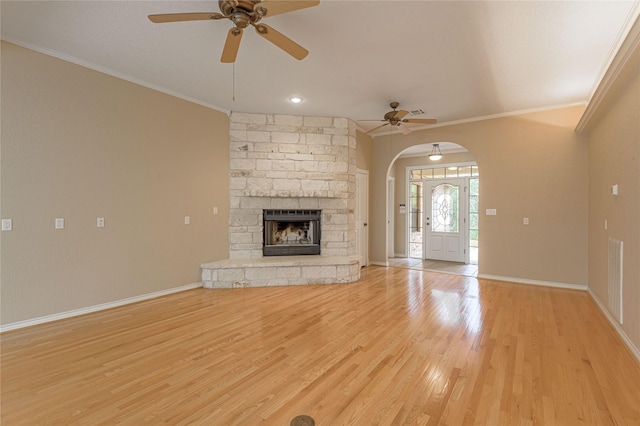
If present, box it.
[410,109,425,116]
[608,238,623,324]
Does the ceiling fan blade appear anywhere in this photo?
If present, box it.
[397,123,412,135]
[403,118,438,124]
[254,0,320,18]
[148,12,224,23]
[394,109,410,120]
[366,123,390,135]
[253,23,309,60]
[358,119,387,122]
[221,28,243,63]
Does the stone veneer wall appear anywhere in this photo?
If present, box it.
[228,112,357,259]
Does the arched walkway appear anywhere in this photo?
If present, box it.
[385,142,479,276]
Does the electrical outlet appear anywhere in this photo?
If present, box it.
[486,209,497,216]
[1,219,12,231]
[97,217,105,228]
[55,218,65,229]
[213,207,219,215]
[184,216,190,225]
[523,217,529,225]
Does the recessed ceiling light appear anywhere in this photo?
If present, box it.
[289,96,303,104]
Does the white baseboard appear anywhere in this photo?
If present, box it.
[587,289,640,363]
[370,261,389,267]
[0,282,203,333]
[477,274,587,291]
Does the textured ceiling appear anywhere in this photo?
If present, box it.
[2,1,639,135]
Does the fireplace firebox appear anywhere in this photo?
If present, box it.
[263,210,321,256]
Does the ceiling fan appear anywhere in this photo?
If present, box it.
[361,102,437,135]
[148,0,319,63]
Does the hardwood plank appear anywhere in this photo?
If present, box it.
[1,266,639,425]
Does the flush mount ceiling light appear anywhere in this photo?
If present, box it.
[289,96,303,104]
[428,143,443,161]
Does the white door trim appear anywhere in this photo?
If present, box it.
[387,177,395,259]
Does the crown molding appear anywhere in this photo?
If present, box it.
[576,6,640,133]
[1,37,231,115]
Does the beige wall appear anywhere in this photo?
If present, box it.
[586,47,640,353]
[356,130,373,170]
[391,151,476,256]
[1,42,230,325]
[371,105,589,286]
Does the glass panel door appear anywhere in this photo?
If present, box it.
[409,181,423,258]
[424,178,466,262]
[431,184,459,233]
[469,178,479,264]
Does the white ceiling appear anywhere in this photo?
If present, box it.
[2,1,639,135]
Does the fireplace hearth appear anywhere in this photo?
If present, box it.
[263,210,321,256]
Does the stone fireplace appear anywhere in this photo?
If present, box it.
[201,112,361,288]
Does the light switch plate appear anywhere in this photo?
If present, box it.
[55,218,65,229]
[486,209,497,216]
[184,216,190,225]
[2,219,12,231]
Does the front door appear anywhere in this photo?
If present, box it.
[424,179,467,262]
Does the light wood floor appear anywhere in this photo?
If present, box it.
[2,266,639,425]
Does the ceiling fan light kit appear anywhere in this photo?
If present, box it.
[148,0,319,63]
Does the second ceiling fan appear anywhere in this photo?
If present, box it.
[148,0,319,63]
[362,102,437,135]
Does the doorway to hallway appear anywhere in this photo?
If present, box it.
[408,165,479,266]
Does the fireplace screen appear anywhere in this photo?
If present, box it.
[263,210,321,256]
